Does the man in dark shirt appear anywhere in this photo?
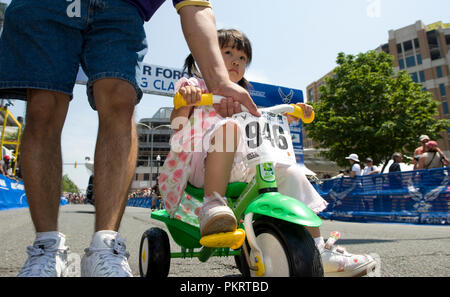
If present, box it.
[389,152,402,173]
[1,0,258,277]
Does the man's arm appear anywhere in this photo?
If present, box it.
[437,147,449,165]
[178,5,260,117]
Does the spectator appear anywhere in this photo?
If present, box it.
[0,155,17,180]
[389,153,402,172]
[417,141,445,169]
[388,152,403,193]
[413,135,449,169]
[362,158,379,175]
[345,153,361,177]
[0,155,9,176]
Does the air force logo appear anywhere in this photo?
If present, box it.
[278,88,294,104]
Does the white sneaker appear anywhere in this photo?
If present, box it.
[198,192,237,237]
[81,231,133,277]
[18,232,72,277]
[320,232,377,277]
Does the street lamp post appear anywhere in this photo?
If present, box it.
[156,154,161,184]
[136,122,171,187]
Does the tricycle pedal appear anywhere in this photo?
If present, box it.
[200,228,245,250]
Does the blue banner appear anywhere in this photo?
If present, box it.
[0,176,27,210]
[315,167,450,225]
[77,66,305,107]
[0,175,68,211]
[248,81,304,107]
[77,65,306,165]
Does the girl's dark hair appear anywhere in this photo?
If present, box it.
[183,29,252,90]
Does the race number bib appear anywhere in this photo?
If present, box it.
[233,111,296,167]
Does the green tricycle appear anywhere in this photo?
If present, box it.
[138,94,323,277]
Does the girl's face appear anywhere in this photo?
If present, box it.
[220,43,248,83]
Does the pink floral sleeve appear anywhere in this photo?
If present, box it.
[174,76,208,92]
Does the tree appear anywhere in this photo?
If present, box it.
[306,51,449,170]
[62,174,79,193]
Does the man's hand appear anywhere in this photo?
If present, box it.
[213,81,260,117]
[286,103,313,123]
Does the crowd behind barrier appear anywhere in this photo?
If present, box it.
[2,166,448,227]
[126,186,164,210]
[126,169,449,225]
[127,196,164,210]
[63,192,86,204]
[315,167,450,225]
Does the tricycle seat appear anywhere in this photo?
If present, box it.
[185,182,248,201]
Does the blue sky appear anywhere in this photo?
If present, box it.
[6,0,450,190]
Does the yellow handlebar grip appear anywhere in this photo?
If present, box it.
[287,104,315,123]
[173,92,187,109]
[173,92,214,109]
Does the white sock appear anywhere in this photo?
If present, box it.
[314,236,325,252]
[90,230,119,248]
[35,231,63,240]
[93,230,118,238]
[35,231,65,249]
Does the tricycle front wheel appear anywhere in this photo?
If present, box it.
[236,218,323,277]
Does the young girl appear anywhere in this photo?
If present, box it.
[159,29,376,277]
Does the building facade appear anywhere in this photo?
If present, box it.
[130,107,173,192]
[306,20,450,154]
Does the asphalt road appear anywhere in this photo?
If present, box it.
[0,204,449,277]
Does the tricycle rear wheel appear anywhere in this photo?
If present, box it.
[139,227,171,277]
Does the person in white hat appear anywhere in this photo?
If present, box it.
[345,153,361,177]
[413,135,430,169]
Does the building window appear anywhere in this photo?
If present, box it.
[416,54,422,65]
[143,173,150,181]
[399,59,405,70]
[138,134,148,143]
[439,84,446,97]
[397,43,402,53]
[427,30,441,60]
[436,66,443,78]
[410,72,418,83]
[443,102,449,115]
[403,40,413,52]
[405,56,416,68]
[414,38,420,49]
[419,71,425,83]
[446,34,450,45]
[308,88,314,103]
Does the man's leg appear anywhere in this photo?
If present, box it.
[17,90,72,277]
[92,78,137,232]
[22,90,70,232]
